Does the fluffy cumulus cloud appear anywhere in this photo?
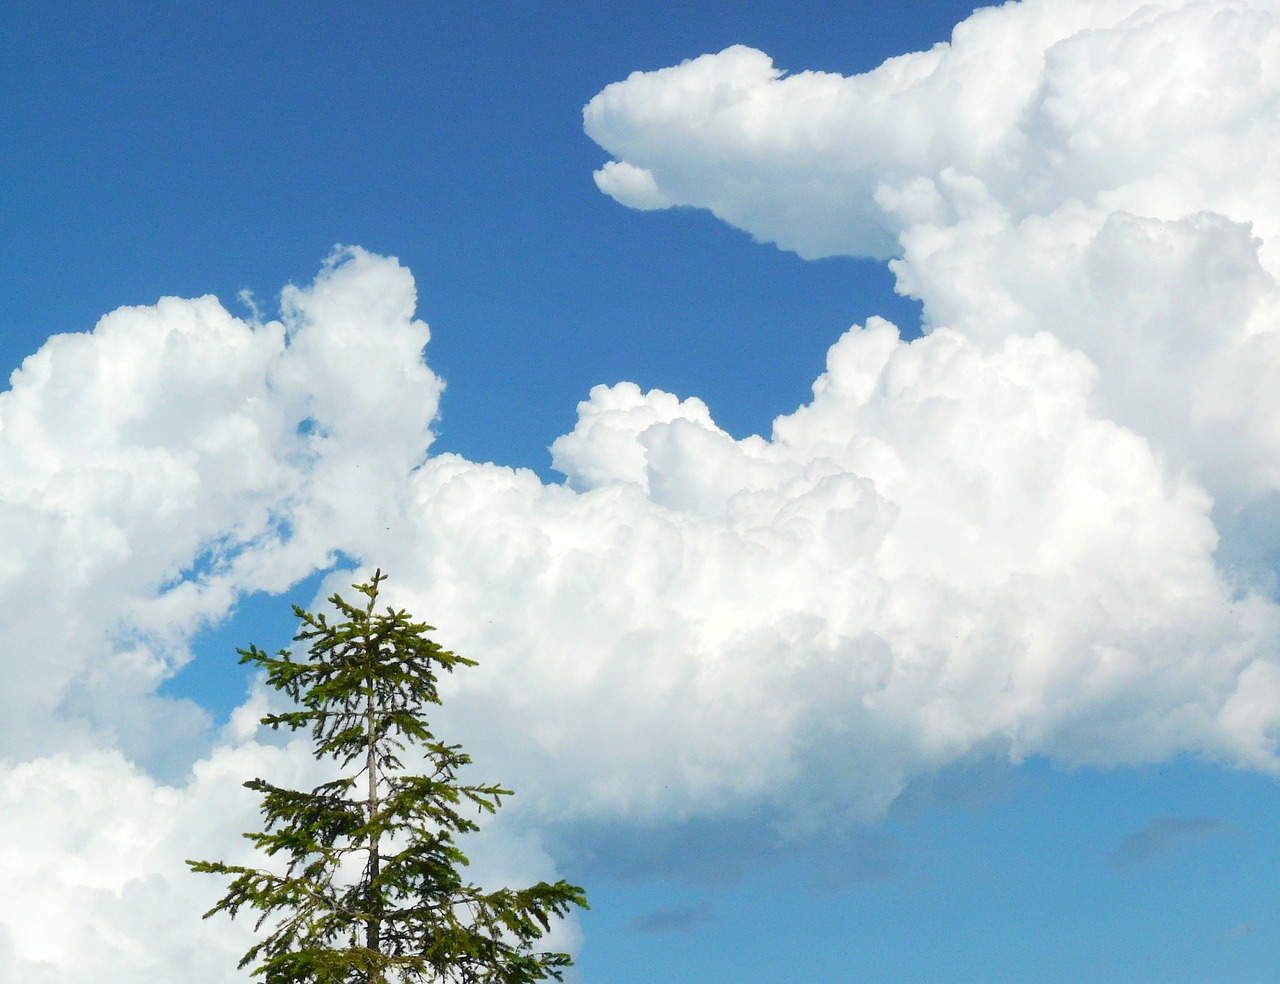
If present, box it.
[0,246,440,766]
[586,0,1280,535]
[5,0,1280,978]
[0,248,591,981]
[396,322,1275,830]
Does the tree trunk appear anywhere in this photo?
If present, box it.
[366,669,382,975]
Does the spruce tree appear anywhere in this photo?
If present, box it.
[188,570,587,983]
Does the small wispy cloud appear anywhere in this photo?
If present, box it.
[1109,816,1227,868]
[626,903,715,935]
[1229,921,1255,939]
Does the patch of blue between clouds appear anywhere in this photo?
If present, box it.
[160,556,358,724]
[1215,490,1280,602]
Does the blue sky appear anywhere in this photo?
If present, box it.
[2,1,953,472]
[4,1,1280,981]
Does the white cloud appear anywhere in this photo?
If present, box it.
[592,160,674,211]
[0,246,440,765]
[375,319,1278,830]
[585,1,1280,262]
[584,0,1280,564]
[0,736,291,983]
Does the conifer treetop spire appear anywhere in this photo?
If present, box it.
[188,570,587,983]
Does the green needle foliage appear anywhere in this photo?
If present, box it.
[188,570,587,984]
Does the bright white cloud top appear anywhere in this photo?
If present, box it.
[3,0,1280,978]
[587,0,1280,528]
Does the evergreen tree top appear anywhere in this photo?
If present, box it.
[188,570,587,984]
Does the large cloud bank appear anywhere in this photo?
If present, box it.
[4,0,1280,978]
[587,0,1280,530]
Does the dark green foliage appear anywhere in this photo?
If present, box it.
[188,570,587,984]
